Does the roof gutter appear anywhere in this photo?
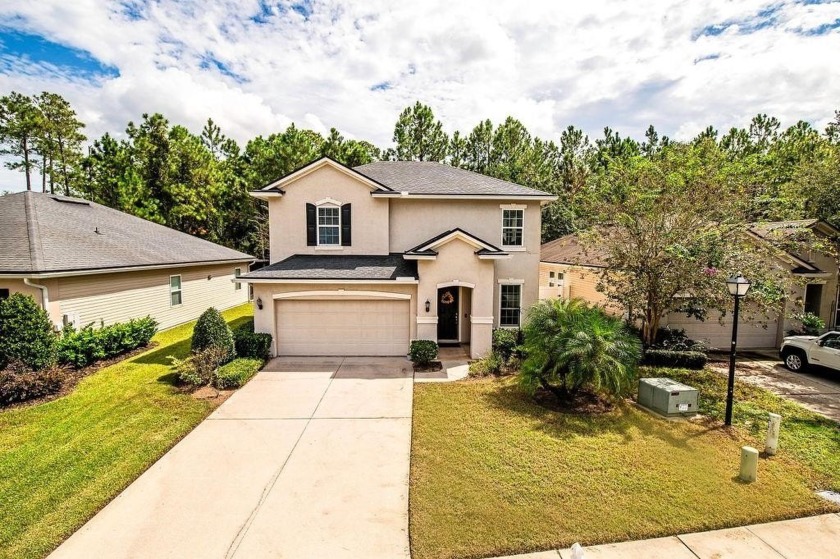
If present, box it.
[23,277,49,311]
[0,258,255,279]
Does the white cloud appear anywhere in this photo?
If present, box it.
[0,0,838,191]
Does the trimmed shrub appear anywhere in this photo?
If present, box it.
[0,293,57,371]
[214,358,263,389]
[191,308,234,362]
[492,328,521,363]
[641,349,707,370]
[409,340,438,367]
[468,353,503,377]
[57,316,158,369]
[233,323,272,360]
[0,365,64,405]
[170,346,229,386]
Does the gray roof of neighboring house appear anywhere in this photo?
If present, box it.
[0,191,252,275]
[240,254,418,281]
[354,161,554,197]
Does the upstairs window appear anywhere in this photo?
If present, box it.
[500,284,521,327]
[307,202,351,247]
[502,209,524,247]
[234,268,242,291]
[318,206,340,246]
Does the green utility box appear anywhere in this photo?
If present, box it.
[638,377,698,417]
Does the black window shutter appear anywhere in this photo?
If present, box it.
[341,203,352,246]
[306,203,316,246]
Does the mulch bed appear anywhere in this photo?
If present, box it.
[190,385,235,405]
[1,342,159,411]
[413,361,443,373]
[532,388,616,414]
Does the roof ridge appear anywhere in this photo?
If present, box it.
[23,191,45,271]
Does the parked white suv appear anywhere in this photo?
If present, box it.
[780,331,840,372]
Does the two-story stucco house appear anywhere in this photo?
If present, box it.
[240,157,556,358]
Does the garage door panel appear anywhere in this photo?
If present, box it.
[276,299,409,356]
[664,310,779,350]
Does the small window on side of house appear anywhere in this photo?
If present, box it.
[234,268,242,291]
[549,271,555,279]
[0,288,9,300]
[170,275,182,306]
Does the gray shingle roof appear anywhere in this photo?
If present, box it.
[240,254,417,281]
[354,161,554,197]
[0,192,252,274]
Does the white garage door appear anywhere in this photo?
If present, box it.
[275,299,410,356]
[664,310,780,350]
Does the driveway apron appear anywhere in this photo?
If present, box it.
[48,356,413,559]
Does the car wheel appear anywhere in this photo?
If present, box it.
[784,351,806,372]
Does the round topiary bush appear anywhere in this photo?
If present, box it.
[0,293,58,371]
[191,307,235,362]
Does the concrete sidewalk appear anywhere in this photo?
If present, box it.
[500,513,840,559]
[48,356,413,559]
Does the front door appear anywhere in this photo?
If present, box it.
[437,287,459,342]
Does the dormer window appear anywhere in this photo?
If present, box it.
[306,201,352,247]
[318,205,340,245]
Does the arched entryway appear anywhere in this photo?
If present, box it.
[436,282,473,345]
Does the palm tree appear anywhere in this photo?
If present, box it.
[520,298,642,401]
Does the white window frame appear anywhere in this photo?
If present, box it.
[317,204,341,247]
[234,267,242,291]
[500,206,525,249]
[499,283,522,328]
[169,275,183,307]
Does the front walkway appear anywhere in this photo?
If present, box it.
[499,513,840,558]
[48,357,413,559]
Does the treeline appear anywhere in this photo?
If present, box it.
[1,92,838,258]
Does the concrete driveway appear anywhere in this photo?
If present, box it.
[714,352,840,422]
[49,357,413,559]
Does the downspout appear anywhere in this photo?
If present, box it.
[23,277,51,317]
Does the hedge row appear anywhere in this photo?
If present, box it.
[641,349,707,370]
[214,358,263,389]
[57,317,158,369]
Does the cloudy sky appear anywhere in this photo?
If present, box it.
[1,0,839,191]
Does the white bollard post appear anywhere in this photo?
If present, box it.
[740,446,758,483]
[765,413,781,456]
[570,542,585,559]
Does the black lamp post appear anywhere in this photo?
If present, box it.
[724,273,751,426]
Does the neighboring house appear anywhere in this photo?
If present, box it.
[240,157,556,358]
[0,191,253,330]
[540,220,840,350]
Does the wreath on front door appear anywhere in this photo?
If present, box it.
[440,291,455,305]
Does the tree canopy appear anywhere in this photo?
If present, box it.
[0,92,836,303]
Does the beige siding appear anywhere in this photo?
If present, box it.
[54,263,250,330]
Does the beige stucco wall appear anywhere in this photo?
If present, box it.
[268,165,390,263]
[53,263,249,330]
[416,239,496,358]
[389,198,541,330]
[251,282,419,356]
[0,278,61,323]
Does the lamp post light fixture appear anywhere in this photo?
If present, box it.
[724,273,752,426]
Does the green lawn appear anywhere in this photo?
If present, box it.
[410,368,840,559]
[0,304,253,559]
